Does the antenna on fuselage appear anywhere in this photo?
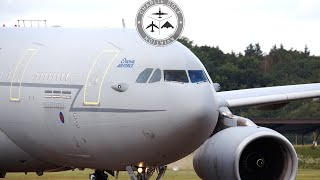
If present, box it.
[122,18,126,29]
[17,20,47,28]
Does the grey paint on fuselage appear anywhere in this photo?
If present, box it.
[0,82,165,113]
[0,28,218,171]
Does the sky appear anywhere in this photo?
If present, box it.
[2,0,320,55]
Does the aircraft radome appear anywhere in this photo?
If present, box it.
[0,28,319,180]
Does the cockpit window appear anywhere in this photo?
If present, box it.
[164,70,189,83]
[188,70,208,83]
[149,68,161,83]
[136,68,153,83]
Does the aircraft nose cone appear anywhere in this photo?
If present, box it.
[173,84,219,148]
[151,83,219,165]
[187,96,218,137]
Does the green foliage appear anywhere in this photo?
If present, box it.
[296,146,320,159]
[178,37,320,119]
[296,146,320,169]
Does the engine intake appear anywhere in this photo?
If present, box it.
[193,127,297,180]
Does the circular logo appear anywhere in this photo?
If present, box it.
[136,0,184,47]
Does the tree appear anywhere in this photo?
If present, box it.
[244,43,263,60]
[178,37,193,50]
[178,37,320,119]
[304,45,310,57]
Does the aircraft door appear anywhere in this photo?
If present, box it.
[10,49,37,102]
[83,49,120,106]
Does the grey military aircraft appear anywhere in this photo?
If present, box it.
[0,28,319,180]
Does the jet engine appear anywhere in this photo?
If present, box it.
[193,126,297,180]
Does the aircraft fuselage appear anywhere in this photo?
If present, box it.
[0,28,218,171]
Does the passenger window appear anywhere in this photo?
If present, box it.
[149,68,161,83]
[188,70,208,83]
[136,68,154,83]
[35,73,40,80]
[164,70,189,83]
[56,73,60,81]
[41,72,45,80]
[61,73,65,81]
[66,74,70,81]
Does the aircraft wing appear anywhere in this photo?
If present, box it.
[217,83,320,108]
[146,24,152,29]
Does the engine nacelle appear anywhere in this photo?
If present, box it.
[193,126,297,180]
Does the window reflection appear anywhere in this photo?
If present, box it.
[136,68,153,83]
[188,70,208,83]
[164,70,189,83]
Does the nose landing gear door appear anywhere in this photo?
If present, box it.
[83,48,120,106]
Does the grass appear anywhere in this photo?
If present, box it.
[295,145,320,159]
[4,170,200,180]
[296,145,320,169]
[3,169,320,180]
[297,169,320,180]
[4,145,320,179]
